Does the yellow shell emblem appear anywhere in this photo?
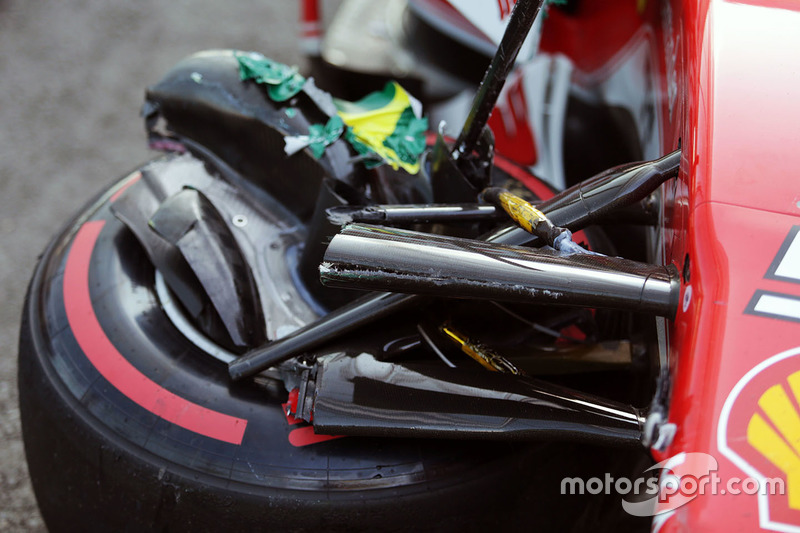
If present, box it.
[747,370,800,510]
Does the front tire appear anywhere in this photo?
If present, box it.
[18,163,539,532]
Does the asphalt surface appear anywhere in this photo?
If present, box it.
[0,1,303,529]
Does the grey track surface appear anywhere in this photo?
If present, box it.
[0,1,304,529]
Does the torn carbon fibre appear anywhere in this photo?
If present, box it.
[297,352,644,445]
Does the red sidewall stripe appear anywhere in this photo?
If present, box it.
[109,172,142,204]
[63,220,248,445]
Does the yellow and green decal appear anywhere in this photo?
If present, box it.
[235,51,427,174]
[335,82,428,174]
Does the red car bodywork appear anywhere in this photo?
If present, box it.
[659,0,800,531]
[542,0,800,529]
[405,0,800,529]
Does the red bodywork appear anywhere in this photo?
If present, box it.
[411,0,800,529]
[542,0,800,529]
[658,0,800,531]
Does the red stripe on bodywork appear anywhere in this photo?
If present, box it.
[64,220,248,445]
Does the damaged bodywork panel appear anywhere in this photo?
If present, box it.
[143,50,361,221]
[112,155,319,352]
[287,352,644,445]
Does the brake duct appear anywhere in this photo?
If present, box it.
[112,174,267,352]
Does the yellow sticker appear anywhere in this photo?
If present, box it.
[336,82,425,174]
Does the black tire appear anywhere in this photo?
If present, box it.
[18,167,541,532]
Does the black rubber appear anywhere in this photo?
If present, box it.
[18,168,542,532]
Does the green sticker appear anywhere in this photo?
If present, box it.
[382,108,428,165]
[285,116,345,159]
[235,52,306,102]
[236,52,293,84]
[306,116,345,158]
[267,72,306,102]
[344,129,384,169]
[333,83,397,115]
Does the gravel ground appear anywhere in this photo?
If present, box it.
[0,1,303,529]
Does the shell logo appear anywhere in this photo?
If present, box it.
[748,374,800,511]
[719,346,800,532]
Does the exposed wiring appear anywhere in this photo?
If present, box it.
[416,324,457,368]
[440,323,523,375]
[490,301,590,344]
